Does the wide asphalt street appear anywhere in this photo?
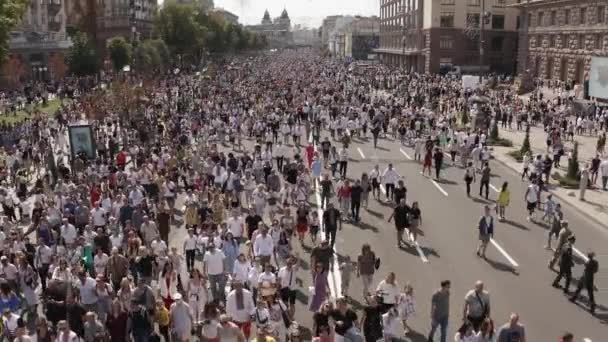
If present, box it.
[169,128,608,342]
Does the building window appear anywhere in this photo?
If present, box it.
[440,12,455,27]
[528,13,532,27]
[468,0,480,6]
[562,34,568,48]
[598,6,605,24]
[596,34,602,49]
[550,11,556,25]
[495,0,505,8]
[467,13,480,28]
[538,12,544,26]
[564,9,570,25]
[492,15,505,29]
[491,36,504,51]
[579,34,585,49]
[440,0,455,5]
[580,7,587,25]
[440,36,454,49]
[549,35,556,48]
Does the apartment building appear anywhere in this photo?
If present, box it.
[377,0,519,74]
[515,0,608,84]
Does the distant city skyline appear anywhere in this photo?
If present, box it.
[213,0,379,27]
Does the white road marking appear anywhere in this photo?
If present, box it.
[583,338,592,342]
[490,184,500,193]
[357,147,366,159]
[490,238,519,268]
[313,142,340,300]
[414,241,429,263]
[380,184,386,194]
[573,247,589,262]
[399,148,413,160]
[430,179,449,197]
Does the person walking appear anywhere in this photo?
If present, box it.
[357,244,377,297]
[570,251,599,314]
[579,164,589,201]
[388,199,411,248]
[552,236,575,294]
[433,147,444,179]
[322,203,342,248]
[479,163,491,200]
[496,182,510,221]
[476,206,494,259]
[428,280,450,342]
[463,281,491,332]
[464,162,476,197]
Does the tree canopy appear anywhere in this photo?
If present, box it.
[154,1,267,62]
[106,36,132,71]
[66,32,99,76]
[0,0,28,63]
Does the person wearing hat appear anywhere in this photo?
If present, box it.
[169,292,193,342]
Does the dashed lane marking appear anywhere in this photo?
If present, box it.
[357,147,366,159]
[399,148,413,160]
[430,179,449,197]
[413,240,429,263]
[490,238,519,268]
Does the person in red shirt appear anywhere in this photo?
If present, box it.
[116,148,127,170]
[90,185,101,207]
[337,179,352,215]
[306,144,315,168]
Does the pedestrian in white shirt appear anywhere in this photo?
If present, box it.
[382,164,401,201]
[225,281,255,339]
[60,218,77,246]
[253,227,274,266]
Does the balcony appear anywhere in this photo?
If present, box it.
[46,0,62,17]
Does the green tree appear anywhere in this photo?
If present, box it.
[135,39,171,73]
[155,2,204,57]
[520,125,531,155]
[66,32,99,76]
[106,36,132,71]
[0,0,28,63]
[567,141,580,179]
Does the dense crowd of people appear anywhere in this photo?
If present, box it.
[0,50,602,342]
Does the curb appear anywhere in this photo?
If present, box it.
[492,153,608,230]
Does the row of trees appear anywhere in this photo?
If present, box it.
[65,0,267,76]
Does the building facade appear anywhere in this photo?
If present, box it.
[325,16,380,60]
[96,0,157,48]
[246,9,293,49]
[1,0,72,87]
[377,0,519,74]
[211,8,239,25]
[515,0,608,84]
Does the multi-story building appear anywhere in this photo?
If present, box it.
[322,15,341,47]
[514,0,608,85]
[293,25,321,47]
[211,8,239,25]
[0,0,72,87]
[325,16,380,60]
[96,0,157,48]
[246,9,293,49]
[376,0,519,74]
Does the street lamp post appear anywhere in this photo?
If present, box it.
[479,0,486,82]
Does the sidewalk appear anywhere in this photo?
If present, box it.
[493,126,608,229]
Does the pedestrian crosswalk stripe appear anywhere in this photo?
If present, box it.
[490,238,519,268]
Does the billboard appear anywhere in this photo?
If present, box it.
[589,56,608,100]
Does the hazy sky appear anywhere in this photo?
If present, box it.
[213,0,379,27]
